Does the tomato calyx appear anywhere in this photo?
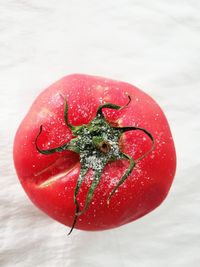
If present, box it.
[35,96,155,235]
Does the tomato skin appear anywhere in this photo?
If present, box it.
[14,74,176,231]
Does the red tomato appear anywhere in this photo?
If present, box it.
[13,74,176,233]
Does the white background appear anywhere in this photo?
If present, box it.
[0,1,200,266]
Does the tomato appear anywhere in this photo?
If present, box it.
[13,74,176,234]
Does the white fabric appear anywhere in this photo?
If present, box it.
[1,1,200,266]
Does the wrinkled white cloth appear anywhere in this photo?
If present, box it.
[0,1,200,266]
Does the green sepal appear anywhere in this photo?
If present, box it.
[96,95,131,117]
[68,166,89,235]
[107,153,135,204]
[115,126,155,162]
[77,167,104,216]
[35,125,80,154]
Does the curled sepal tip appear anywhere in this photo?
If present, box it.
[107,153,135,205]
[67,204,79,236]
[97,95,131,117]
[35,125,80,155]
